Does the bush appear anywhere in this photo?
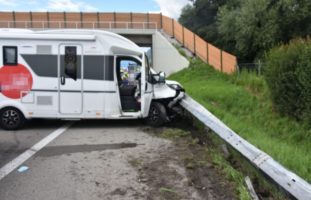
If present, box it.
[264,38,311,123]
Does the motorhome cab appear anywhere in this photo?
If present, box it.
[0,29,185,130]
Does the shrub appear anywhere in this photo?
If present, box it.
[264,38,311,124]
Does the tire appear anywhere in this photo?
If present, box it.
[146,102,168,127]
[0,107,25,130]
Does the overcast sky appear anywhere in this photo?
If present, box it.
[0,0,191,19]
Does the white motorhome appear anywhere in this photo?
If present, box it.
[0,29,185,130]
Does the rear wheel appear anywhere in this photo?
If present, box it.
[146,102,168,127]
[0,107,25,130]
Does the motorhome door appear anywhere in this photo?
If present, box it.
[141,55,153,117]
[58,44,83,114]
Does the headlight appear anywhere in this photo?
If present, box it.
[168,84,184,91]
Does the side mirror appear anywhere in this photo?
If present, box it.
[150,71,166,84]
[158,71,166,83]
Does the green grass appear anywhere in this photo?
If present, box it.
[169,58,311,183]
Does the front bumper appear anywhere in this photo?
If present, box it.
[168,91,185,108]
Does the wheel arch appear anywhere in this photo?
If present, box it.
[0,101,29,119]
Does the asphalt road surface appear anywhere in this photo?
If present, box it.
[0,120,174,200]
[0,119,238,200]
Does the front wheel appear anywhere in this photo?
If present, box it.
[0,107,25,130]
[146,102,168,127]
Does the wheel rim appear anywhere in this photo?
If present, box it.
[2,109,20,128]
[149,106,160,122]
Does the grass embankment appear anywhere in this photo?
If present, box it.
[169,58,311,183]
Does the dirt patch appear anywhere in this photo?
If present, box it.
[128,124,237,200]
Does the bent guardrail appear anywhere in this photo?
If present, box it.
[180,95,311,200]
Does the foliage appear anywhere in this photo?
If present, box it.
[264,38,311,124]
[179,0,311,62]
[179,0,228,44]
[217,0,280,61]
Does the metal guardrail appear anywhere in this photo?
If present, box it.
[180,95,311,200]
[0,21,158,30]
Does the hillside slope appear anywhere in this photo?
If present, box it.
[169,59,311,183]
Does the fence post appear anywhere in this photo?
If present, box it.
[193,33,196,55]
[160,12,163,29]
[172,18,174,38]
[96,12,100,28]
[206,43,209,64]
[12,11,16,28]
[47,12,50,28]
[113,12,116,28]
[236,64,240,75]
[258,60,262,75]
[220,50,223,72]
[130,12,133,29]
[63,12,66,28]
[30,12,33,28]
[147,12,149,29]
[182,26,185,47]
[80,12,83,28]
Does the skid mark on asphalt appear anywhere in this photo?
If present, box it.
[36,143,140,157]
[0,122,73,181]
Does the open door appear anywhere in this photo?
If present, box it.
[58,44,83,115]
[141,54,153,117]
[116,56,142,113]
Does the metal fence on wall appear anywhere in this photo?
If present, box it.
[0,11,237,74]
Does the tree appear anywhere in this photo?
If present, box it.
[179,0,228,44]
[180,0,311,62]
[217,0,280,61]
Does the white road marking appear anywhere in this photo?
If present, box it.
[0,122,74,181]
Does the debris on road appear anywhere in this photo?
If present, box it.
[17,166,29,173]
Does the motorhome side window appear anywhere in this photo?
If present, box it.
[117,57,141,86]
[3,46,17,66]
[64,46,77,80]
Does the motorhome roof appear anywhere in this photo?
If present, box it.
[0,28,34,33]
[0,32,96,41]
[0,29,143,56]
[38,29,142,54]
[39,29,129,42]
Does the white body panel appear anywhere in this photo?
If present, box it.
[0,29,182,121]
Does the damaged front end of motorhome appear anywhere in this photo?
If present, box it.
[0,29,185,130]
